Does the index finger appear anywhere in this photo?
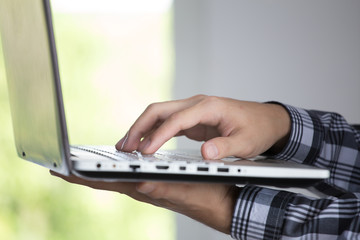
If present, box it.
[138,98,222,154]
[116,95,206,152]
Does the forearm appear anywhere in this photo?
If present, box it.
[231,185,294,239]
[230,104,360,239]
[231,185,360,240]
[269,104,360,191]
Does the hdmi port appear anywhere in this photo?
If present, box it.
[156,165,169,170]
[197,167,209,172]
[217,167,229,173]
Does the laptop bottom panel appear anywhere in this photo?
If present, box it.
[74,170,325,187]
[70,145,329,187]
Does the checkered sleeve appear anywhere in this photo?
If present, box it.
[231,185,296,239]
[230,104,360,239]
[273,104,360,191]
[231,184,360,239]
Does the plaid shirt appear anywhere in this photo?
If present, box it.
[231,104,360,239]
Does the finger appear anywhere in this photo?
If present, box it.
[138,124,220,153]
[50,170,137,193]
[177,125,220,141]
[51,171,165,205]
[136,182,189,204]
[138,101,221,154]
[136,182,222,206]
[201,133,258,159]
[188,125,220,141]
[135,181,236,233]
[116,95,206,152]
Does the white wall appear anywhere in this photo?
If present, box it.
[173,1,360,240]
[174,0,360,121]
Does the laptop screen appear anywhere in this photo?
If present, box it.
[0,0,70,175]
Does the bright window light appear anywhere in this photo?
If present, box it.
[51,0,173,14]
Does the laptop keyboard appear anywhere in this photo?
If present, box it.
[71,145,209,164]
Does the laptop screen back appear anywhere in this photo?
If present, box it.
[0,0,70,175]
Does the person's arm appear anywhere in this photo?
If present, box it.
[52,95,291,234]
[50,172,240,233]
[231,105,360,239]
[271,104,360,191]
[231,184,360,239]
[51,95,360,238]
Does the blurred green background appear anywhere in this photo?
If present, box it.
[0,1,175,239]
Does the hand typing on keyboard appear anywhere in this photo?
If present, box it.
[53,95,292,234]
[116,95,290,159]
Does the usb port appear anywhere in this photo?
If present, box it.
[156,165,169,170]
[179,166,186,171]
[197,167,209,172]
[217,167,229,173]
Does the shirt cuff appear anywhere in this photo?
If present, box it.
[270,104,323,165]
[230,185,295,240]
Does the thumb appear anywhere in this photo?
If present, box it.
[201,135,252,160]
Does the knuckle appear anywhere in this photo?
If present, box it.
[198,96,225,119]
[127,126,139,139]
[191,94,207,100]
[145,102,159,112]
[201,96,223,108]
[169,112,181,123]
[147,186,167,200]
[168,112,184,130]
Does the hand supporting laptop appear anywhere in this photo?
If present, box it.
[52,95,291,233]
[52,95,360,239]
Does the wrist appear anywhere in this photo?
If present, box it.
[266,103,291,154]
[192,185,241,234]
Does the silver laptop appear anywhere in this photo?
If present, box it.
[0,0,329,186]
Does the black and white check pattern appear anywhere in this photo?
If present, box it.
[231,104,360,239]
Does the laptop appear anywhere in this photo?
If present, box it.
[0,0,329,187]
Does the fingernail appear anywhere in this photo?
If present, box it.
[205,143,218,159]
[120,132,129,150]
[137,183,155,194]
[116,132,129,150]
